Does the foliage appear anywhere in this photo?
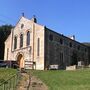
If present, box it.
[0,25,13,59]
[31,69,90,90]
[83,43,90,46]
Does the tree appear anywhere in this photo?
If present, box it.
[0,25,13,60]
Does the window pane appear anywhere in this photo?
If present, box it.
[20,34,23,48]
[14,36,17,49]
[60,38,63,44]
[49,34,53,41]
[60,52,63,65]
[27,31,30,46]
[69,42,72,47]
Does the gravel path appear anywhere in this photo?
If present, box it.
[16,72,48,90]
[16,73,29,90]
[29,76,48,90]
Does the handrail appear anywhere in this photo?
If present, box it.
[0,74,17,86]
[0,72,20,90]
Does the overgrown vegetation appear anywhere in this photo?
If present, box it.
[31,69,90,90]
[0,68,17,84]
[0,25,13,59]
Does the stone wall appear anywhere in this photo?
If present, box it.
[44,27,89,70]
[4,16,89,70]
[4,16,45,70]
[66,65,76,70]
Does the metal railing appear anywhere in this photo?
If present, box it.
[0,72,21,90]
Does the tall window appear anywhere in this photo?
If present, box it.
[37,38,40,56]
[77,45,80,50]
[60,52,63,65]
[7,48,9,60]
[69,42,72,47]
[49,34,53,41]
[14,36,17,49]
[85,48,87,52]
[27,31,30,46]
[20,34,23,48]
[60,38,63,44]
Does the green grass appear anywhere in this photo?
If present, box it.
[0,68,17,84]
[30,69,90,90]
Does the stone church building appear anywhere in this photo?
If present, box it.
[4,16,89,70]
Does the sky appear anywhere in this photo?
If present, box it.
[0,0,90,42]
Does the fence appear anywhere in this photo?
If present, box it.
[0,72,21,90]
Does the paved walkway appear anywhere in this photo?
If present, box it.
[16,73,29,90]
[29,76,48,90]
[16,72,48,90]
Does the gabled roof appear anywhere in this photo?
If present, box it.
[14,16,44,29]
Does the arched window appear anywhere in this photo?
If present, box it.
[26,31,30,46]
[14,36,17,49]
[20,34,23,48]
[21,24,24,29]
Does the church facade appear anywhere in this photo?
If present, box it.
[4,16,89,70]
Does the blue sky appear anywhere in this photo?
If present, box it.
[0,0,90,42]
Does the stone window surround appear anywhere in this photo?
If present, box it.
[13,30,31,50]
[26,31,30,46]
[14,35,17,49]
[20,33,23,48]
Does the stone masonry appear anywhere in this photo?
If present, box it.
[4,16,89,70]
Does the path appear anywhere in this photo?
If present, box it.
[16,72,48,90]
[16,73,29,90]
[29,76,48,90]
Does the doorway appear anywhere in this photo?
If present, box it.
[17,54,24,68]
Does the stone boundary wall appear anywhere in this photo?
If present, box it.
[66,65,76,70]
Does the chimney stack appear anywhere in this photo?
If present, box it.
[22,13,24,17]
[31,15,37,23]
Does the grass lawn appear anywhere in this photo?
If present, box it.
[31,69,90,90]
[0,68,17,84]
